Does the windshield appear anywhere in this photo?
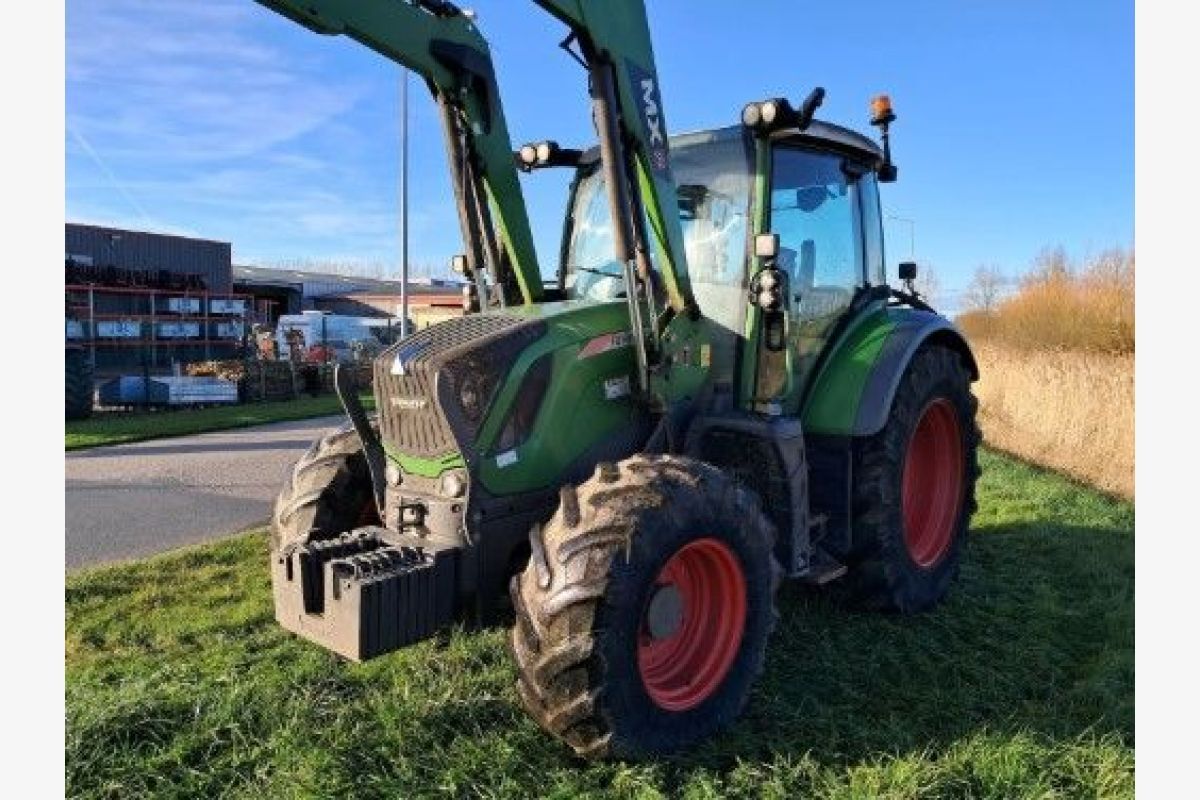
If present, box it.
[562,170,626,302]
[561,130,754,334]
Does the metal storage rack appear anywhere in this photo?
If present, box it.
[65,284,255,372]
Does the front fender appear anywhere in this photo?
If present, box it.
[802,308,978,437]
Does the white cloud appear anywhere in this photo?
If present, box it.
[67,0,367,163]
[66,0,464,266]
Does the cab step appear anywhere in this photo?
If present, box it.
[271,528,458,662]
[797,546,849,586]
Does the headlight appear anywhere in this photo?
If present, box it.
[741,102,762,128]
[458,372,486,422]
[494,354,553,453]
[439,470,466,498]
[759,100,779,125]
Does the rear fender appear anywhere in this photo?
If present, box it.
[803,309,977,437]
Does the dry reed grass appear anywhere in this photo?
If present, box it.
[956,248,1134,498]
[970,342,1133,499]
[959,250,1134,355]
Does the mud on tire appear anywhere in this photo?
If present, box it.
[843,345,981,613]
[271,422,379,552]
[509,454,781,760]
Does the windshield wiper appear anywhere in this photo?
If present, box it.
[569,265,623,277]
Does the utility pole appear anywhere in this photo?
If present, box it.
[400,67,410,339]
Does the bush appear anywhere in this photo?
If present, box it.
[958,248,1134,355]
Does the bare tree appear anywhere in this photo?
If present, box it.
[1027,245,1072,285]
[913,262,940,307]
[963,264,1007,314]
[1086,247,1134,288]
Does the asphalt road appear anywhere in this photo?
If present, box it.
[65,415,346,571]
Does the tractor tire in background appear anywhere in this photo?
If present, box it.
[65,348,93,420]
[843,345,981,613]
[510,454,781,760]
[271,421,380,552]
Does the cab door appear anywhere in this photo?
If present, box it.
[751,144,879,414]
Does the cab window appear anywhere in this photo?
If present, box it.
[769,146,865,393]
[859,172,886,286]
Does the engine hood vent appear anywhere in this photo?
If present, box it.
[374,313,545,461]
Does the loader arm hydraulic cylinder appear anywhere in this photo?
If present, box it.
[255,0,543,303]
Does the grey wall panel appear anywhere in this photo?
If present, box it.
[66,224,232,292]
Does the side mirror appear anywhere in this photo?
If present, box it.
[754,232,780,260]
[898,261,919,296]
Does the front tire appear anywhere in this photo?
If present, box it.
[271,422,379,552]
[510,455,780,759]
[844,345,981,612]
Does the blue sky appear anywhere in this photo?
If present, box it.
[66,0,1132,311]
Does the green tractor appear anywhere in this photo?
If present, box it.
[262,0,980,759]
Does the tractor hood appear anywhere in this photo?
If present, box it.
[373,300,636,482]
[373,312,546,473]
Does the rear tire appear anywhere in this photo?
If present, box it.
[65,348,93,420]
[510,455,780,759]
[844,345,981,612]
[271,422,380,552]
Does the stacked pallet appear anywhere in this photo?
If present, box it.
[346,362,374,392]
[183,359,373,402]
[185,360,246,382]
[296,363,374,396]
[241,361,303,402]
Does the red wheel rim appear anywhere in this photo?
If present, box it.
[637,538,747,712]
[902,398,965,567]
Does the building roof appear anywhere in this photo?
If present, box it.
[233,264,462,296]
[67,221,232,248]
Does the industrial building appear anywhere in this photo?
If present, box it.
[231,264,463,328]
[67,223,464,376]
[66,223,250,374]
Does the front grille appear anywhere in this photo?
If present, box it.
[373,313,544,459]
[375,354,450,457]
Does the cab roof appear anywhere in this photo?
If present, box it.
[578,120,884,167]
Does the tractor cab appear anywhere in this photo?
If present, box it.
[559,119,892,414]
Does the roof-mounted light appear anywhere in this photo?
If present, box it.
[870,94,896,126]
[741,102,762,128]
[870,93,899,183]
[517,144,538,169]
[759,98,792,126]
[740,88,824,134]
[514,140,583,171]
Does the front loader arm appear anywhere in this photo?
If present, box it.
[532,0,695,316]
[255,0,543,303]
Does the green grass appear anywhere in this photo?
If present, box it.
[65,395,373,450]
[65,450,1133,799]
